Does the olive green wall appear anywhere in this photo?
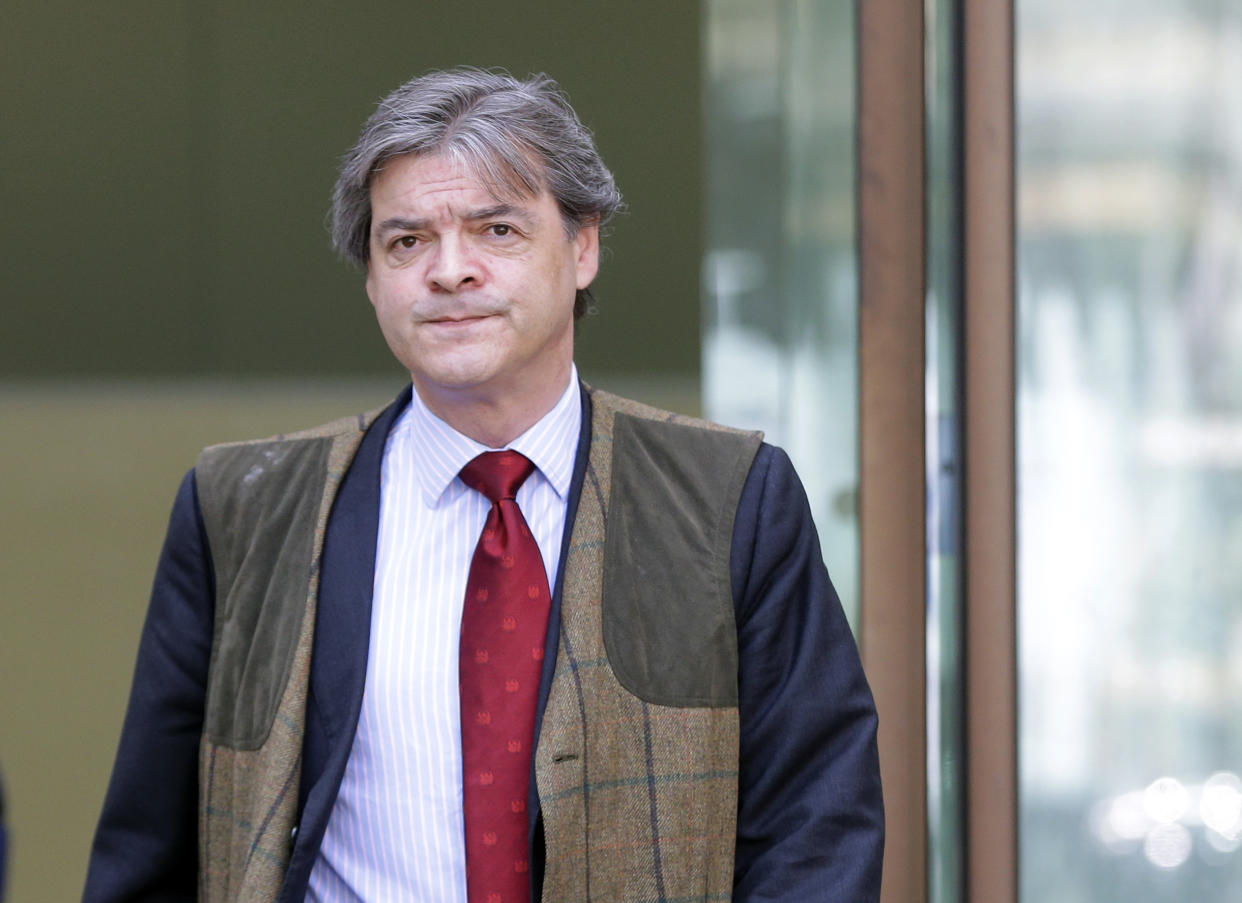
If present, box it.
[0,4,701,901]
[3,0,702,381]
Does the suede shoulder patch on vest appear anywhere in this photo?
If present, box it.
[601,408,762,708]
[195,412,371,750]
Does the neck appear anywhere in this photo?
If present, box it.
[413,367,574,448]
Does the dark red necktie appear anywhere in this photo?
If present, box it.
[458,451,551,903]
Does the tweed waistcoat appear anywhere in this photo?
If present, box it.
[195,410,380,902]
[193,389,760,902]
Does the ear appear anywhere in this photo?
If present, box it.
[573,220,601,290]
[364,261,379,309]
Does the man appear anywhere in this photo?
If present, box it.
[84,68,883,902]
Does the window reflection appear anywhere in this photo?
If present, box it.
[1018,1,1242,900]
[926,0,965,898]
[702,0,859,627]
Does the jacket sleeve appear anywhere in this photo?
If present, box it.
[730,444,884,902]
[83,470,214,902]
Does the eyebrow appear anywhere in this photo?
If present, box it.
[374,215,432,236]
[373,203,538,238]
[466,203,532,224]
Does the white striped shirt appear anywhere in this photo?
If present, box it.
[306,368,582,902]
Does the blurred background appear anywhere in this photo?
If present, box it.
[1017,1,1242,899]
[2,3,702,900]
[3,1,1241,901]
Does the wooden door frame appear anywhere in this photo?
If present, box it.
[857,0,1017,900]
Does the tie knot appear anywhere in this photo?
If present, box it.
[459,450,535,503]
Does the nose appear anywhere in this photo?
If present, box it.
[425,233,480,293]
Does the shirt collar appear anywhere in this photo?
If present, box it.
[397,364,582,508]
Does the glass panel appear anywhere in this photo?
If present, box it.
[926,0,965,899]
[703,0,859,627]
[1018,1,1242,900]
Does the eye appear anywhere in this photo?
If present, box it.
[395,235,419,249]
[488,223,513,237]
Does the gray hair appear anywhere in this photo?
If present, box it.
[332,67,624,316]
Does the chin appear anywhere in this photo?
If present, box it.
[412,361,504,395]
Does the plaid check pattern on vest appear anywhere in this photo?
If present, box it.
[195,389,754,902]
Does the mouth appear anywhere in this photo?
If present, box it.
[421,313,495,327]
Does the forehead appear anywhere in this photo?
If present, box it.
[369,152,539,212]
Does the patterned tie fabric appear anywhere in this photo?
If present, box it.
[458,451,551,903]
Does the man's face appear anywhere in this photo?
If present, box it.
[366,152,599,418]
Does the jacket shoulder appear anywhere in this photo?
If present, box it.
[585,385,763,707]
[587,386,762,439]
[191,405,385,749]
[197,408,382,460]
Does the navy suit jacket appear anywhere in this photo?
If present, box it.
[85,385,883,902]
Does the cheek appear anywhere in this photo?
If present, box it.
[366,269,411,317]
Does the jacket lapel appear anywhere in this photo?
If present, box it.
[281,382,589,902]
[282,386,410,898]
[528,383,593,898]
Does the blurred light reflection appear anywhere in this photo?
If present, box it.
[1200,773,1242,839]
[1144,823,1193,870]
[1019,0,1242,898]
[1091,773,1242,871]
[1144,777,1190,825]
